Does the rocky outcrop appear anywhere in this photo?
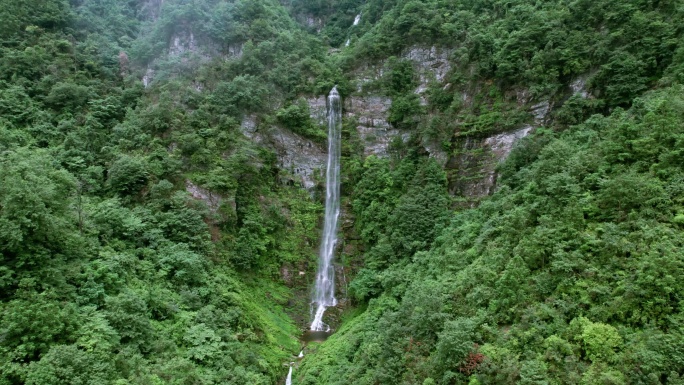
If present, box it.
[334,46,454,157]
[270,127,326,190]
[186,179,224,213]
[298,15,324,32]
[169,30,198,56]
[308,93,407,158]
[405,46,453,106]
[346,96,404,157]
[141,0,164,21]
[307,96,327,125]
[239,114,258,139]
[447,126,533,203]
[142,68,154,88]
[226,43,244,60]
[404,46,452,83]
[303,45,538,202]
[240,115,326,190]
[570,75,590,98]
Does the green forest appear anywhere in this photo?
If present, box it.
[1,0,683,384]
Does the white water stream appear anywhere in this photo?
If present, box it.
[310,86,342,332]
[285,365,293,385]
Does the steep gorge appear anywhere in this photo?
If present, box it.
[1,0,684,384]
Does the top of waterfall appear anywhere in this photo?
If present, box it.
[353,14,361,26]
[329,86,340,98]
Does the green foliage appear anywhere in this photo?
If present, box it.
[0,1,324,383]
[290,0,365,46]
[25,345,116,385]
[351,0,681,109]
[0,149,77,278]
[107,155,149,196]
[300,85,684,384]
[434,317,480,378]
[276,99,326,140]
[388,93,422,129]
[0,295,78,362]
[388,161,450,257]
[580,320,622,362]
[0,0,70,39]
[2,0,684,384]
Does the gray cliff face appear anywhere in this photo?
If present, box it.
[270,127,326,190]
[345,96,402,157]
[141,0,164,21]
[307,94,402,158]
[447,126,533,203]
[303,45,535,202]
[263,45,579,202]
[570,75,592,98]
[240,115,326,191]
[307,96,327,126]
[405,46,452,83]
[169,30,198,56]
[349,46,454,159]
[185,180,224,214]
[444,98,551,204]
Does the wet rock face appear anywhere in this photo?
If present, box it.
[186,180,224,213]
[270,126,326,190]
[308,94,401,158]
[404,46,452,83]
[346,96,403,157]
[306,96,327,125]
[240,115,326,190]
[169,30,198,56]
[447,126,533,203]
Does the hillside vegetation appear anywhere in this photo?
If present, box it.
[300,85,684,384]
[296,0,684,384]
[1,0,683,384]
[1,0,326,383]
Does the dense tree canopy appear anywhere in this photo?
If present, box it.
[1,0,683,384]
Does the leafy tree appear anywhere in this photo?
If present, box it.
[25,344,117,385]
[107,155,148,196]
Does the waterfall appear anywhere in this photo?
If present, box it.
[353,14,361,26]
[285,365,293,385]
[310,86,342,332]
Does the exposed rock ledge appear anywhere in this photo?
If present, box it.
[186,180,222,213]
[240,115,326,190]
[447,126,533,203]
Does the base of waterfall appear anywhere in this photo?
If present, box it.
[310,298,337,332]
[301,330,332,343]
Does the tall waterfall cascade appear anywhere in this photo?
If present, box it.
[310,86,342,332]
